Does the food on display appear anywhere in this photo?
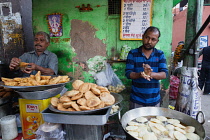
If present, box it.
[50,80,116,111]
[0,86,13,98]
[19,62,29,68]
[125,116,200,140]
[72,80,84,90]
[100,92,115,106]
[1,71,70,86]
[108,84,125,93]
[110,104,120,115]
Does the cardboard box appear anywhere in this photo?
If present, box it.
[19,95,59,139]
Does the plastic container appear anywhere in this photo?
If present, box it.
[119,45,131,60]
[0,115,18,140]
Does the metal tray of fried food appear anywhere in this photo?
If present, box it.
[0,76,73,92]
[42,106,111,125]
[49,92,123,115]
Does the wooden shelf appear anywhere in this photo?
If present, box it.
[107,59,126,64]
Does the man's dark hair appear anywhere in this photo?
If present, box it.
[35,31,50,43]
[144,26,161,38]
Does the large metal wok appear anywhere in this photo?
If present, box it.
[119,107,205,140]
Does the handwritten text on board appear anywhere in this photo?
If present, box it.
[121,0,153,40]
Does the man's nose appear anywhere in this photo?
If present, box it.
[148,38,152,44]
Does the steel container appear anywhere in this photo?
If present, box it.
[119,107,205,140]
[42,107,112,140]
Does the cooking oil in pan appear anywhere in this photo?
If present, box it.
[125,116,200,140]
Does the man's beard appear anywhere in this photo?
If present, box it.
[143,45,153,50]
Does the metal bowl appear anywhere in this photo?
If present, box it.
[16,86,67,100]
[49,92,123,115]
[0,76,73,92]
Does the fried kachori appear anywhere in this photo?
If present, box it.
[72,80,84,90]
[86,96,101,107]
[100,92,115,106]
[51,80,116,112]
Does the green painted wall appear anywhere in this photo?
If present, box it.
[173,0,182,7]
[32,0,173,90]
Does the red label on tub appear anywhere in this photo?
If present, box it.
[26,104,39,113]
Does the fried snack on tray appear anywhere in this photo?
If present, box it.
[51,80,116,112]
[0,87,13,99]
[1,71,70,86]
[19,62,29,68]
[72,80,84,90]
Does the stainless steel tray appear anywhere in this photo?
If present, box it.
[42,106,111,125]
[0,76,73,92]
[48,92,123,115]
[16,86,68,100]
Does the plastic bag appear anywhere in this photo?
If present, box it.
[94,63,124,88]
[94,70,111,87]
[35,122,65,140]
[169,75,180,99]
[175,66,202,119]
[120,45,131,60]
[105,63,123,87]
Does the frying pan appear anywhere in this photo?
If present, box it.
[119,107,205,140]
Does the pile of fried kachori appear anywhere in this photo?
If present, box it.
[0,86,13,98]
[1,71,70,86]
[51,80,116,112]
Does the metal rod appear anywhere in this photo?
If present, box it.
[182,15,210,58]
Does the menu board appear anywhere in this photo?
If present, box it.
[120,0,153,40]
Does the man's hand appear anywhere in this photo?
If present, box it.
[142,63,153,81]
[141,71,151,81]
[22,63,36,74]
[143,63,153,75]
[9,58,21,70]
